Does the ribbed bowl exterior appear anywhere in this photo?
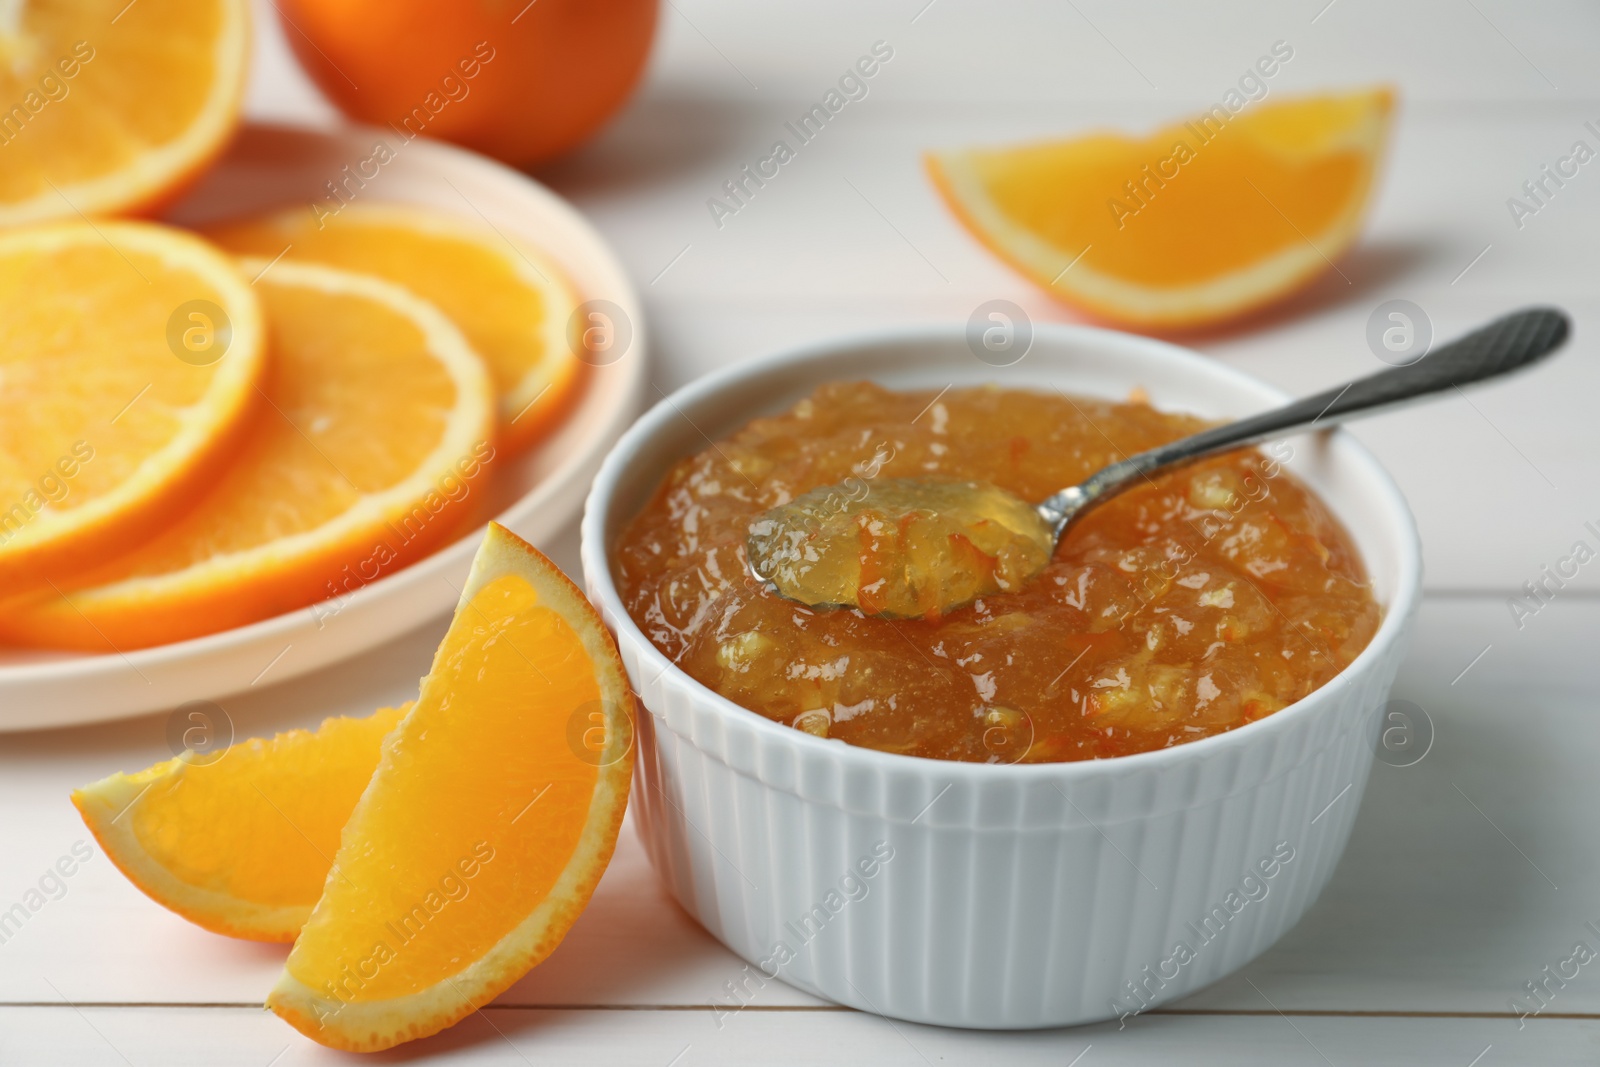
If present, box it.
[581,324,1423,1029]
[597,597,1411,1029]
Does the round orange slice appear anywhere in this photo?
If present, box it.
[71,706,407,942]
[268,522,634,1052]
[0,0,250,225]
[927,87,1394,329]
[0,258,495,651]
[206,203,584,452]
[0,220,265,590]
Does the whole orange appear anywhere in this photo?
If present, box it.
[277,0,657,167]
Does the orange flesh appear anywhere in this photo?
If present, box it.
[286,572,601,1000]
[0,258,494,653]
[207,208,581,448]
[615,382,1381,763]
[210,217,547,392]
[965,92,1383,288]
[58,277,457,575]
[0,0,238,206]
[121,707,405,914]
[0,241,238,511]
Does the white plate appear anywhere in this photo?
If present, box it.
[0,123,647,732]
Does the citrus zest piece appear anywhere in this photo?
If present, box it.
[0,0,250,225]
[268,522,634,1052]
[71,706,407,942]
[0,258,494,650]
[206,203,583,451]
[0,220,265,589]
[927,87,1394,328]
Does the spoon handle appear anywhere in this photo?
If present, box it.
[1044,307,1571,528]
[1171,306,1568,453]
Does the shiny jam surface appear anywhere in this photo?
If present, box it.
[613,382,1381,763]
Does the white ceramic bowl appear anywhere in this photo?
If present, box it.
[0,124,646,731]
[580,325,1421,1029]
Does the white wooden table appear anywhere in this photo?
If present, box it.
[5,1,1600,1062]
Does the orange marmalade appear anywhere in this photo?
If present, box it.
[614,383,1380,763]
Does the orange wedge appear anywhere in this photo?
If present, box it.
[206,203,584,451]
[72,706,407,942]
[268,522,634,1051]
[0,0,250,225]
[927,87,1394,329]
[0,220,265,590]
[0,258,494,650]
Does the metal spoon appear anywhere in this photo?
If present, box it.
[747,306,1571,617]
